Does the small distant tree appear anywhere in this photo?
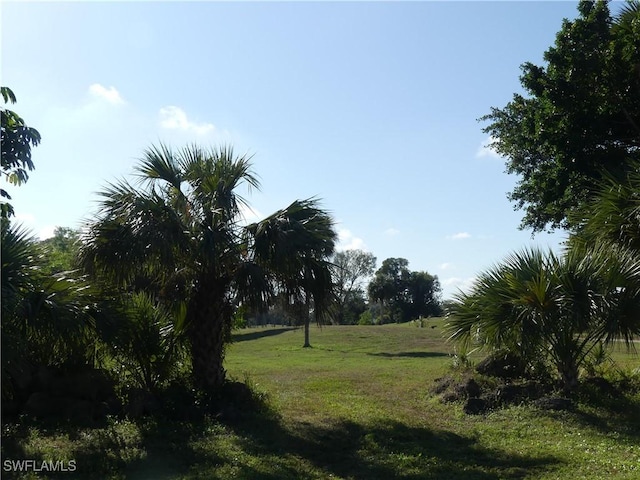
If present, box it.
[332,249,376,324]
[1,87,41,218]
[368,258,441,323]
[249,200,336,348]
[406,271,443,319]
[368,258,411,323]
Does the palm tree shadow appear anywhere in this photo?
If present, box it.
[569,384,640,442]
[228,414,561,479]
[231,327,296,343]
[368,351,449,359]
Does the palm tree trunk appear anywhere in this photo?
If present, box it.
[188,289,229,392]
[303,293,311,348]
[558,360,579,394]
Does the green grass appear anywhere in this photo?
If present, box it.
[3,319,640,479]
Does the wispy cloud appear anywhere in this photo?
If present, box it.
[384,227,400,236]
[88,83,125,105]
[13,212,56,240]
[446,232,471,240]
[476,136,502,159]
[238,203,263,225]
[159,106,215,135]
[336,228,366,251]
[442,276,476,295]
[439,262,453,270]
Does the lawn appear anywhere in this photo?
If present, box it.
[3,320,639,479]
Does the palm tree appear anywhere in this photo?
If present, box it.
[447,246,640,392]
[1,220,99,400]
[246,199,336,347]
[571,163,640,253]
[80,144,336,391]
[103,291,187,394]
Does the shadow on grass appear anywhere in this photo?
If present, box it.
[227,413,561,480]
[231,327,296,343]
[123,420,220,480]
[368,351,450,359]
[1,417,220,480]
[1,383,562,480]
[571,383,640,442]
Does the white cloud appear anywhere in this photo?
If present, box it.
[238,203,264,225]
[439,262,453,270]
[336,228,366,251]
[38,225,56,240]
[88,83,125,105]
[442,276,477,295]
[384,227,400,236]
[159,106,215,135]
[446,232,471,240]
[476,136,502,159]
[13,212,55,240]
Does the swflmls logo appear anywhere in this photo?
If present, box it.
[3,459,77,472]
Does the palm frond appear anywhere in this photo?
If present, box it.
[248,198,336,267]
[572,163,640,252]
[614,0,640,26]
[233,261,274,312]
[179,144,259,225]
[1,221,38,315]
[245,197,337,325]
[80,179,191,286]
[135,143,184,191]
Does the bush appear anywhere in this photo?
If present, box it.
[101,292,188,395]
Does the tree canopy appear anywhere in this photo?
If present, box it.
[368,257,441,323]
[481,0,640,232]
[331,249,376,324]
[39,227,81,274]
[1,87,41,218]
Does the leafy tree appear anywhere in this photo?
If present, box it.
[447,246,640,392]
[406,270,443,319]
[39,227,81,274]
[340,290,368,325]
[481,0,640,232]
[1,87,41,218]
[332,249,376,324]
[80,144,336,391]
[368,258,411,322]
[368,258,441,323]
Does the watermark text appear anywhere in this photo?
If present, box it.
[3,459,77,473]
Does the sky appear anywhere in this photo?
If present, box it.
[2,0,611,299]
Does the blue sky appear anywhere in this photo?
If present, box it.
[3,1,606,299]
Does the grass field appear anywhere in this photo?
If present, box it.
[3,319,640,479]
